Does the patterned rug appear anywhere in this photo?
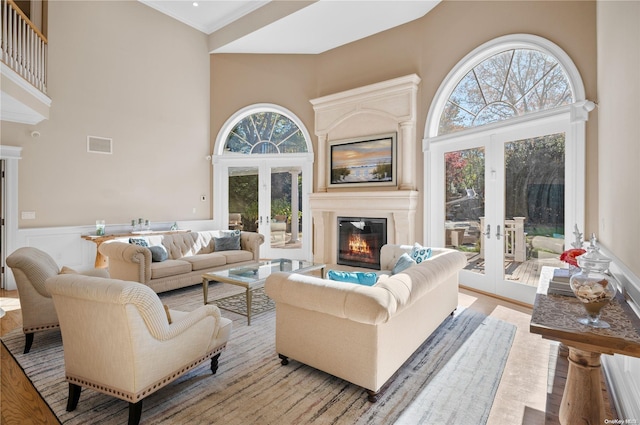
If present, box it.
[2,284,516,425]
[214,287,275,318]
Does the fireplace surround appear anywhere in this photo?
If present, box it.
[309,75,421,265]
[337,217,387,269]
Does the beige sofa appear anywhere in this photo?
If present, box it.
[264,244,467,401]
[99,230,264,293]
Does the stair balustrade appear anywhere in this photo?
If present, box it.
[1,0,47,93]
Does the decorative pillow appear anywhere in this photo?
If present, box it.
[148,245,168,262]
[129,237,149,247]
[163,304,172,324]
[392,253,416,274]
[214,234,241,251]
[410,243,432,264]
[59,266,78,274]
[327,270,378,286]
[222,229,241,237]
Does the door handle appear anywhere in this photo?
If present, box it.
[496,225,502,240]
[484,224,491,239]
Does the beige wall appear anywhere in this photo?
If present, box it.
[1,1,211,227]
[597,1,640,277]
[211,0,598,241]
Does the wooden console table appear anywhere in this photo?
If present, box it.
[530,280,640,425]
[81,230,190,268]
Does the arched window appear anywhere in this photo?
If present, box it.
[424,34,592,305]
[213,104,313,261]
[223,110,308,154]
[439,48,573,135]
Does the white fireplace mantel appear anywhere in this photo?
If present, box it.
[309,191,418,265]
[309,75,421,265]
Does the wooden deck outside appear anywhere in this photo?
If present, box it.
[464,251,565,287]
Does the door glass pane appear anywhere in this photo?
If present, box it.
[503,133,566,285]
[444,148,485,275]
[228,167,259,232]
[270,166,302,250]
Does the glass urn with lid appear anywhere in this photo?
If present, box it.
[569,234,617,328]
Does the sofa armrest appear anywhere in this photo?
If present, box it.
[265,272,396,325]
[240,231,264,261]
[98,242,151,284]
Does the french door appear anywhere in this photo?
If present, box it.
[221,157,310,260]
[431,118,575,304]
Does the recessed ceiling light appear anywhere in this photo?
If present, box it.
[192,2,198,6]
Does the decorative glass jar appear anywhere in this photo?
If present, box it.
[569,235,617,328]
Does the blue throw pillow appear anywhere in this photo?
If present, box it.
[222,229,241,237]
[129,237,149,247]
[327,270,378,286]
[392,253,416,274]
[410,243,432,264]
[148,245,168,262]
[214,234,241,251]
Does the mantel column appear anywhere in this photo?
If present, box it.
[317,134,327,192]
[399,121,415,190]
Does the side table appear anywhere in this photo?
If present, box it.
[530,277,640,425]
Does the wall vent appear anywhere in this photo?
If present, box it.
[87,136,113,154]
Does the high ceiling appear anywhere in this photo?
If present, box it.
[139,0,441,54]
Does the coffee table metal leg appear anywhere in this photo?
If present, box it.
[246,288,252,326]
[202,277,209,305]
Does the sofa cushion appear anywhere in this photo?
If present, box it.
[149,245,168,262]
[182,253,227,271]
[392,253,416,274]
[150,260,192,279]
[327,270,378,286]
[214,234,241,251]
[216,250,254,264]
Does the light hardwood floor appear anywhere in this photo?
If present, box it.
[0,286,617,425]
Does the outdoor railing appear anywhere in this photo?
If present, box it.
[1,0,47,93]
[479,217,526,262]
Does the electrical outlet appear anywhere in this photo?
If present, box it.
[192,207,196,214]
[21,211,36,219]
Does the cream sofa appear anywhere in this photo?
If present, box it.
[99,230,264,293]
[264,244,467,401]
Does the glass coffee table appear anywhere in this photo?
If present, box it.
[202,259,325,325]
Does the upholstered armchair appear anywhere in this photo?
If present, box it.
[45,274,232,425]
[5,247,109,353]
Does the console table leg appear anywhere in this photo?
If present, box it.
[559,347,604,425]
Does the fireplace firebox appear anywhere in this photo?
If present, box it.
[337,217,387,270]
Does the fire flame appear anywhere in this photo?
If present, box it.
[348,234,371,254]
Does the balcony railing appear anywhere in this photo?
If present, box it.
[1,0,47,93]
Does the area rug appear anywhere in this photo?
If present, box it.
[214,287,275,318]
[1,285,516,425]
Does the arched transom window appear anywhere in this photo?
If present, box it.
[224,111,308,154]
[439,48,573,135]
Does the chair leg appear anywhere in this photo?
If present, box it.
[66,383,82,411]
[210,353,221,374]
[128,400,143,425]
[23,333,34,354]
